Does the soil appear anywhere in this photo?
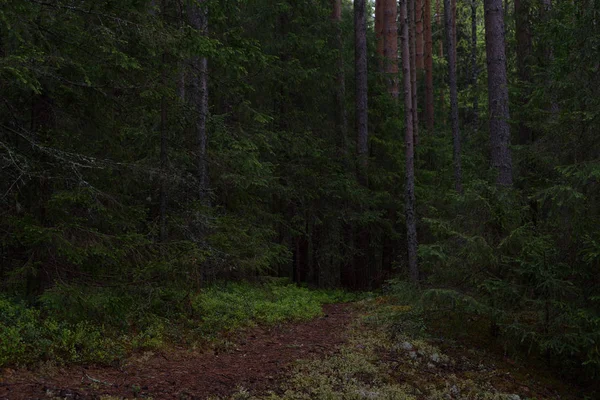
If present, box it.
[0,303,353,400]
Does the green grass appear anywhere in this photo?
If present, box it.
[0,280,358,368]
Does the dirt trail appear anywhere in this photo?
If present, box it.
[0,303,353,400]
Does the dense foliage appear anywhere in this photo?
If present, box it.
[0,0,599,383]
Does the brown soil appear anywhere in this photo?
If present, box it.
[0,303,353,400]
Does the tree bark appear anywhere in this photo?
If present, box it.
[424,0,434,131]
[331,0,348,155]
[409,0,419,144]
[383,0,399,98]
[436,0,446,125]
[160,50,168,244]
[541,0,559,116]
[152,0,168,244]
[515,0,532,143]
[355,0,369,185]
[400,0,419,284]
[484,0,513,186]
[471,0,479,130]
[376,0,385,72]
[451,0,457,62]
[416,0,425,71]
[188,0,210,201]
[444,0,463,193]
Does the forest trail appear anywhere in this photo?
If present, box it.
[1,301,586,400]
[0,304,353,400]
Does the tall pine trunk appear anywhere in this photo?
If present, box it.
[416,0,425,71]
[355,0,369,185]
[376,0,385,72]
[331,0,348,154]
[409,0,419,144]
[400,0,419,284]
[444,0,462,193]
[471,0,479,130]
[424,0,434,131]
[188,0,210,201]
[436,0,446,125]
[484,0,513,186]
[383,0,399,98]
[515,0,532,143]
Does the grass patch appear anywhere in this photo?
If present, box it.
[0,280,358,368]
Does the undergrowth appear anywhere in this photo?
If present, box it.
[0,280,356,368]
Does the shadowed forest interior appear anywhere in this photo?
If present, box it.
[1,0,599,396]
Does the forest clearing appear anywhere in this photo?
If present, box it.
[1,0,599,398]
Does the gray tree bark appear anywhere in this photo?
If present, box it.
[471,0,479,130]
[444,0,463,193]
[188,0,210,201]
[400,0,419,284]
[515,0,532,144]
[484,0,513,186]
[331,0,348,155]
[383,0,399,98]
[424,0,434,131]
[409,0,419,144]
[355,0,369,185]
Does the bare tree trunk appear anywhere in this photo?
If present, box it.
[409,0,419,144]
[451,0,457,62]
[515,0,532,144]
[152,0,168,244]
[383,0,399,98]
[355,0,369,185]
[400,0,419,284]
[416,0,425,71]
[484,0,513,186]
[188,0,210,201]
[436,0,446,126]
[376,0,385,72]
[160,53,168,244]
[471,0,479,130]
[444,0,462,193]
[177,0,186,101]
[541,0,559,116]
[331,0,348,155]
[424,0,434,131]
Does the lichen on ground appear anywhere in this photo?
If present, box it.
[223,303,530,400]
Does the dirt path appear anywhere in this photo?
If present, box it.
[0,303,353,400]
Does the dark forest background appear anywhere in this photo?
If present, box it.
[1,0,599,382]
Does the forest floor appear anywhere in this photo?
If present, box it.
[0,301,588,400]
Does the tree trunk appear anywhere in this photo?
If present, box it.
[331,0,348,154]
[383,0,399,98]
[409,0,419,144]
[444,0,462,193]
[416,0,425,71]
[188,0,210,201]
[541,0,559,116]
[400,0,419,284]
[451,0,457,62]
[484,0,513,186]
[376,0,385,72]
[152,0,168,244]
[355,0,369,185]
[177,0,186,101]
[424,0,434,131]
[436,0,446,125]
[471,0,479,130]
[160,50,168,244]
[515,0,532,143]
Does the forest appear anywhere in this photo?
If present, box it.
[1,0,599,398]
